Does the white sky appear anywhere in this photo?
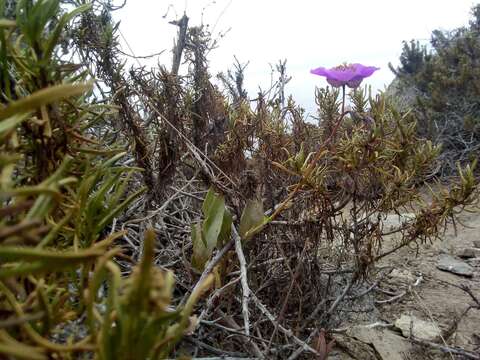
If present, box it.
[115,0,476,114]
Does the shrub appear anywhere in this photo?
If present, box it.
[391,4,480,175]
[0,1,210,358]
[1,1,478,359]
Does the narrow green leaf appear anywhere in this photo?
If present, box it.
[0,342,47,360]
[95,186,147,234]
[0,82,93,120]
[44,3,92,60]
[191,223,210,271]
[0,246,105,262]
[0,19,16,28]
[0,113,30,138]
[218,209,232,245]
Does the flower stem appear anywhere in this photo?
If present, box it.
[341,84,346,115]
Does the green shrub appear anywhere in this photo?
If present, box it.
[0,2,211,358]
[391,4,480,175]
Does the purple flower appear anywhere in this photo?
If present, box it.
[310,63,380,88]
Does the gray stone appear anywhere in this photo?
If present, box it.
[348,326,411,360]
[437,255,474,277]
[327,352,356,360]
[394,314,442,341]
[382,213,416,231]
[467,258,480,267]
[473,240,480,249]
[357,212,416,232]
[456,248,480,259]
[389,269,416,283]
[333,333,378,360]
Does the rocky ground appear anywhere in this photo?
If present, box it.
[329,210,480,360]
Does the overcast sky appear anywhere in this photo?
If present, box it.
[115,0,476,114]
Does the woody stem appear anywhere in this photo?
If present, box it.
[341,84,346,115]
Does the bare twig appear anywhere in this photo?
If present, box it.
[250,292,319,357]
[232,226,251,337]
[409,336,480,360]
[198,277,240,322]
[287,277,355,360]
[183,239,234,306]
[171,13,189,76]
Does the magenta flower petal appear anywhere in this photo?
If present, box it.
[352,63,379,78]
[346,79,363,88]
[310,67,329,76]
[327,78,344,87]
[310,63,379,88]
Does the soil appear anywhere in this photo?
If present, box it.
[330,210,480,360]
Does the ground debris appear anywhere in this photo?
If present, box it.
[333,333,378,360]
[347,326,411,360]
[394,314,442,341]
[388,268,416,284]
[437,254,474,277]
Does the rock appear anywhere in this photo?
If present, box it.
[456,248,480,259]
[382,213,416,231]
[327,351,356,360]
[467,258,480,267]
[394,314,442,341]
[389,269,416,283]
[473,240,480,249]
[451,331,472,349]
[348,326,411,360]
[358,212,416,232]
[333,333,378,360]
[437,255,474,277]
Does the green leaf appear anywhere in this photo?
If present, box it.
[0,342,47,360]
[0,82,93,120]
[218,208,232,246]
[0,19,16,28]
[192,189,232,271]
[95,186,147,236]
[0,246,105,262]
[201,189,225,250]
[191,222,209,271]
[44,3,92,62]
[239,198,265,241]
[201,188,216,216]
[294,143,306,170]
[108,169,135,207]
[0,112,31,139]
[16,0,59,48]
[25,156,73,221]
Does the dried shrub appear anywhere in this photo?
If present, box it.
[1,1,478,359]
